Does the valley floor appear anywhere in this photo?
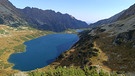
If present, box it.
[0,25,134,76]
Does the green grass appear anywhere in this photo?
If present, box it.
[0,30,9,34]
[25,35,35,39]
[28,66,119,76]
[0,60,13,69]
[13,44,26,53]
[13,38,20,42]
[20,37,29,41]
[0,48,7,56]
[0,30,5,34]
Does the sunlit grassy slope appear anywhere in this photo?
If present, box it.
[0,25,53,75]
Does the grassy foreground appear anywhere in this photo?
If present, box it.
[28,66,122,76]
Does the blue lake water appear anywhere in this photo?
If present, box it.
[8,34,79,71]
[76,29,83,33]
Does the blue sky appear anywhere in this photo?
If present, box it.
[9,0,135,23]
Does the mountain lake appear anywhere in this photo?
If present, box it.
[8,34,79,71]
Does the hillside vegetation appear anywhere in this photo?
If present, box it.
[0,0,135,76]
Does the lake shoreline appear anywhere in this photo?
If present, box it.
[8,33,79,71]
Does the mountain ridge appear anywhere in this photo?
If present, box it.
[89,10,125,28]
[0,0,88,32]
[19,7,88,32]
[89,4,135,28]
[117,3,135,20]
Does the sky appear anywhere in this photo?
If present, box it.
[9,0,135,23]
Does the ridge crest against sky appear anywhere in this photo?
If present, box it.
[9,0,135,23]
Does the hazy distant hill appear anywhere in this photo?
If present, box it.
[0,0,88,32]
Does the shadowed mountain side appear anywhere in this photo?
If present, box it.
[18,7,88,32]
[51,30,99,67]
[95,30,135,71]
[52,28,135,72]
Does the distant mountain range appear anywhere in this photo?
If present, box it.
[1,0,135,32]
[0,0,88,32]
[19,7,88,32]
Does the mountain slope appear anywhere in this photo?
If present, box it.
[0,0,88,32]
[54,21,135,72]
[118,3,135,20]
[52,3,135,73]
[89,10,125,28]
[0,0,27,26]
[89,4,135,28]
[19,7,88,32]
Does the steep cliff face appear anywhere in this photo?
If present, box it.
[19,7,88,32]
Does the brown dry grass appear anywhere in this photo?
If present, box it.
[0,25,48,75]
[90,41,111,72]
[94,32,135,72]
